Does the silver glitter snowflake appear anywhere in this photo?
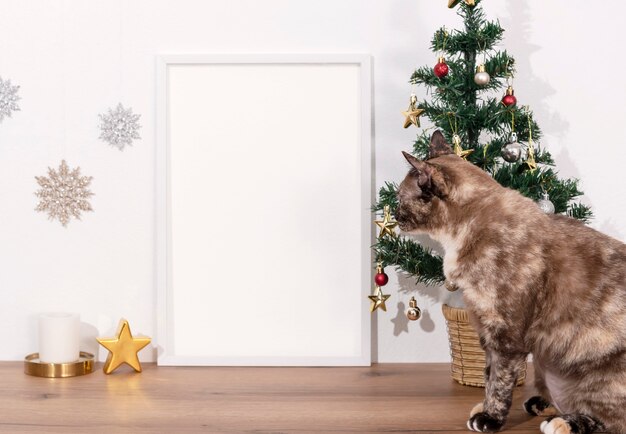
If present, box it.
[35,160,94,227]
[98,103,141,150]
[0,76,21,123]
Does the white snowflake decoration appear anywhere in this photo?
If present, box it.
[35,160,94,227]
[0,76,21,123]
[98,103,141,150]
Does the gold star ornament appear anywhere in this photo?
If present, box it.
[452,134,474,160]
[368,286,391,312]
[402,94,424,129]
[520,142,538,173]
[375,205,398,239]
[97,319,151,374]
[448,0,475,7]
[456,148,474,159]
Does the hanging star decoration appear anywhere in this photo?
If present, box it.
[99,103,141,150]
[35,160,94,227]
[0,76,21,123]
[519,142,538,173]
[402,94,425,129]
[368,286,391,312]
[452,134,474,160]
[97,319,151,374]
[519,110,538,173]
[375,205,398,239]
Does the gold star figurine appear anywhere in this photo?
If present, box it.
[375,205,398,239]
[402,94,425,129]
[97,319,151,374]
[368,286,391,312]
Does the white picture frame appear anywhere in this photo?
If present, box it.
[156,54,372,366]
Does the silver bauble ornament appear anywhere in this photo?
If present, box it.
[537,193,555,214]
[501,132,522,163]
[474,64,490,86]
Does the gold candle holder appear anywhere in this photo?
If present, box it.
[24,352,95,378]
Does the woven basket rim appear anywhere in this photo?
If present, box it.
[442,303,470,323]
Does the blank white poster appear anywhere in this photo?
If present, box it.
[158,55,371,365]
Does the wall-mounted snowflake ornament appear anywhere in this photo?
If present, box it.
[0,76,21,123]
[35,160,94,227]
[98,103,141,150]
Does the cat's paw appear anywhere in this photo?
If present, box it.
[467,412,505,432]
[524,396,558,416]
[470,402,484,417]
[540,417,573,434]
[541,415,602,434]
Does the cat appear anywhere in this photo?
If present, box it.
[395,130,626,434]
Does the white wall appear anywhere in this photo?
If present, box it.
[0,0,624,362]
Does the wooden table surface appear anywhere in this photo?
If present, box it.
[0,362,542,433]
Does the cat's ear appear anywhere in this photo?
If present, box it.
[402,151,449,198]
[402,151,434,188]
[429,130,454,158]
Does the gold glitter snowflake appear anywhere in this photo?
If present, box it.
[35,160,94,227]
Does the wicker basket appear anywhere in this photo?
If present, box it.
[442,304,526,387]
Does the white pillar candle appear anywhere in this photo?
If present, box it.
[38,313,80,363]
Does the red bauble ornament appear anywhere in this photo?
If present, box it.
[502,85,517,107]
[374,272,389,286]
[502,94,517,107]
[433,57,449,79]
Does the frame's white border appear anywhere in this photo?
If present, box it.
[156,54,373,366]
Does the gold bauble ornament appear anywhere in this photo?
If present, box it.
[97,319,151,374]
[445,280,459,292]
[374,205,398,239]
[368,286,391,312]
[406,297,421,321]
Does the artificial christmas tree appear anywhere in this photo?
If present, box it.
[372,0,592,385]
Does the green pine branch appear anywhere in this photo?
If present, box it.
[374,182,399,212]
[493,166,585,213]
[567,203,593,222]
[411,52,514,94]
[413,131,432,160]
[374,235,444,286]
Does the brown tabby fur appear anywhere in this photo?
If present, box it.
[396,131,626,434]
